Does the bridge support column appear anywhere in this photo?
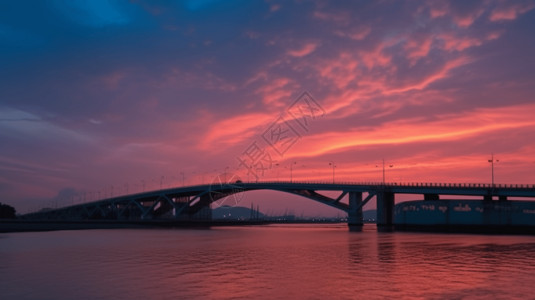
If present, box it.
[377,191,394,230]
[424,194,439,201]
[348,192,363,231]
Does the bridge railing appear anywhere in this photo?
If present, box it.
[239,180,535,189]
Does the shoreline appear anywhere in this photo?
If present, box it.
[0,219,349,233]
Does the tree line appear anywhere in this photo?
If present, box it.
[0,202,16,219]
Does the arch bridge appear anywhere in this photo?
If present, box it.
[21,181,535,228]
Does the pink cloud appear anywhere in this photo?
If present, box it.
[387,56,470,94]
[438,33,484,52]
[254,77,299,108]
[453,7,485,28]
[404,36,433,63]
[316,52,360,90]
[287,42,319,57]
[359,43,393,70]
[489,1,535,21]
[428,1,449,18]
[437,29,504,52]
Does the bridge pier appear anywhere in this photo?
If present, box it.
[424,194,439,201]
[348,192,363,230]
[377,191,394,230]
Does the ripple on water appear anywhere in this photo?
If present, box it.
[1,226,535,299]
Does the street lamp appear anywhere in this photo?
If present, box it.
[328,161,336,183]
[376,158,393,184]
[180,172,185,186]
[488,153,499,186]
[290,161,297,183]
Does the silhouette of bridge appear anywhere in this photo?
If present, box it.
[21,181,535,228]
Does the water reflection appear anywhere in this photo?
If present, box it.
[1,225,535,299]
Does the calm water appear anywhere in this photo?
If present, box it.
[1,224,535,299]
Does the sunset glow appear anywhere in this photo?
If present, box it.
[1,0,534,215]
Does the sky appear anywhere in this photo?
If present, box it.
[1,0,535,216]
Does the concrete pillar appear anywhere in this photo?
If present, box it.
[348,192,363,230]
[424,194,439,201]
[377,191,394,228]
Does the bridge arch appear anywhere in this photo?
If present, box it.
[207,187,350,213]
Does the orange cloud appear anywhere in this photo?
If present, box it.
[285,103,535,159]
[199,112,274,151]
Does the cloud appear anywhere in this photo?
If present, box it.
[489,1,535,21]
[0,107,92,143]
[386,56,471,94]
[312,10,350,26]
[335,26,371,41]
[287,103,535,158]
[287,42,319,57]
[427,1,449,18]
[199,112,274,151]
[404,35,433,63]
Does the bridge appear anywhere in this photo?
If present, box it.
[21,181,535,229]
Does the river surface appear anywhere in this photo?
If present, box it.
[1,224,535,299]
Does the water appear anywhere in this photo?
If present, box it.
[1,224,535,299]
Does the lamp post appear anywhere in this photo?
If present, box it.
[328,161,336,183]
[377,159,393,184]
[488,153,499,186]
[290,161,297,183]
